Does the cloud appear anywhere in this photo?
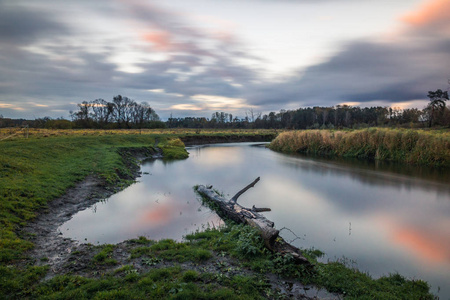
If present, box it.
[170,104,203,111]
[245,0,450,109]
[0,0,261,119]
[142,31,173,51]
[1,0,449,120]
[0,4,69,45]
[0,103,23,110]
[401,0,450,33]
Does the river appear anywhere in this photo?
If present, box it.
[60,142,450,298]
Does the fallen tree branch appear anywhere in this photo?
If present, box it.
[195,178,310,265]
[230,177,260,203]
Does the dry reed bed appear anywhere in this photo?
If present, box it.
[269,128,450,167]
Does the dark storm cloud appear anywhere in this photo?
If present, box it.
[0,4,68,45]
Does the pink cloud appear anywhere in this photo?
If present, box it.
[401,0,450,33]
[143,31,172,51]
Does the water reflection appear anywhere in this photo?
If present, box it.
[276,153,450,196]
[59,163,222,244]
[60,143,450,298]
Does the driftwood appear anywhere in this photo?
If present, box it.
[196,178,310,265]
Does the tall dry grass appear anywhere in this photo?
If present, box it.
[269,128,450,167]
[0,128,279,141]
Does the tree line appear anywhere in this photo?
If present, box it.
[168,105,448,130]
[1,89,448,129]
[168,89,449,129]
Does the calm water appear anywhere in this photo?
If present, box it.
[60,143,450,298]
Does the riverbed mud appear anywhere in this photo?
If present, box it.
[19,144,338,299]
[20,147,158,274]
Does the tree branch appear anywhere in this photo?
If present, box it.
[230,177,260,203]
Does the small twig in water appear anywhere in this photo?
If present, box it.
[279,227,305,244]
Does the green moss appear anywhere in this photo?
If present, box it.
[160,138,189,159]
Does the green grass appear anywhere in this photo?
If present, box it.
[23,266,270,299]
[186,225,433,300]
[0,130,275,299]
[18,225,431,299]
[0,134,188,263]
[0,130,437,299]
[92,244,117,266]
[269,128,450,167]
[160,138,189,159]
[130,239,213,263]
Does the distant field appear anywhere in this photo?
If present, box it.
[269,128,450,167]
[0,127,279,141]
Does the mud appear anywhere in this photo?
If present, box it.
[19,145,339,299]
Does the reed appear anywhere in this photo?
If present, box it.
[269,128,450,167]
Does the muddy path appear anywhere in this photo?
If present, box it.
[19,145,337,299]
[20,147,158,274]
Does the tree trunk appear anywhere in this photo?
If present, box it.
[195,179,310,265]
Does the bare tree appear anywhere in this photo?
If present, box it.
[92,99,112,127]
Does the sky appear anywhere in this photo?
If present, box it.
[0,0,449,120]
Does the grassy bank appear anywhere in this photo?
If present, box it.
[269,128,450,167]
[0,133,188,264]
[0,130,435,298]
[195,189,433,300]
[2,225,433,299]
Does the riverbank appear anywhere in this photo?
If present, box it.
[2,132,309,299]
[179,133,276,146]
[269,128,450,167]
[0,131,435,299]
